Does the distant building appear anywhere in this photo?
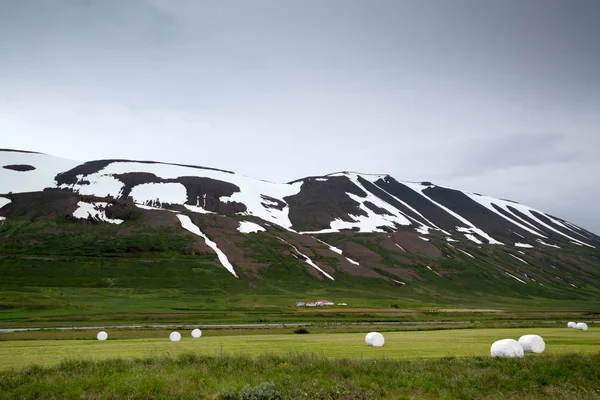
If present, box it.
[295,302,306,307]
[316,299,334,306]
[306,302,317,307]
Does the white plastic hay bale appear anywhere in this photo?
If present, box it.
[518,334,545,353]
[490,339,524,358]
[96,331,108,341]
[191,329,202,338]
[567,321,577,328]
[365,332,385,347]
[169,331,182,342]
[575,322,588,331]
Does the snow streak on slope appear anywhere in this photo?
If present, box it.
[457,248,475,259]
[0,151,80,194]
[72,202,123,224]
[505,272,527,284]
[238,221,266,234]
[401,181,504,245]
[61,161,303,229]
[176,214,238,278]
[313,237,360,265]
[276,237,335,280]
[515,243,533,248]
[307,173,414,233]
[509,254,529,265]
[360,174,451,236]
[537,239,560,248]
[515,243,533,249]
[503,202,595,248]
[463,192,546,237]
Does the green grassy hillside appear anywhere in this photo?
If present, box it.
[1,216,599,324]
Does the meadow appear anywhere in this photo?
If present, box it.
[1,327,598,370]
[1,328,599,399]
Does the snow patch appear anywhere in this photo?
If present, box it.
[184,205,214,214]
[426,266,443,277]
[72,202,123,224]
[392,279,406,285]
[176,214,238,278]
[419,237,430,242]
[65,174,124,198]
[238,221,266,234]
[394,243,406,252]
[130,183,188,207]
[135,203,175,212]
[1,151,80,194]
[0,197,11,209]
[315,178,328,182]
[515,242,534,248]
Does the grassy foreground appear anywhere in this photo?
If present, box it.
[2,353,600,399]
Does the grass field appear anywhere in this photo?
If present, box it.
[0,327,597,371]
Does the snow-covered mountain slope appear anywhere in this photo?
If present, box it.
[0,149,80,194]
[1,149,598,249]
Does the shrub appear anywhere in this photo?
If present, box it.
[293,328,309,334]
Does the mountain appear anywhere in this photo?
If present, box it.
[1,148,600,313]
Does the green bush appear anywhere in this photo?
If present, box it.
[293,328,309,334]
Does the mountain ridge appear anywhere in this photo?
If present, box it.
[1,147,600,312]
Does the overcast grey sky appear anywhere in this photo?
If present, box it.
[1,0,599,232]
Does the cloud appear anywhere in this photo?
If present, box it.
[0,0,599,232]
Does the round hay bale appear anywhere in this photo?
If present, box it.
[191,329,202,338]
[490,339,524,358]
[575,322,588,331]
[169,331,182,342]
[97,331,108,341]
[365,332,385,347]
[518,334,545,353]
[567,321,577,328]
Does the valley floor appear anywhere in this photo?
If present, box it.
[1,327,599,399]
